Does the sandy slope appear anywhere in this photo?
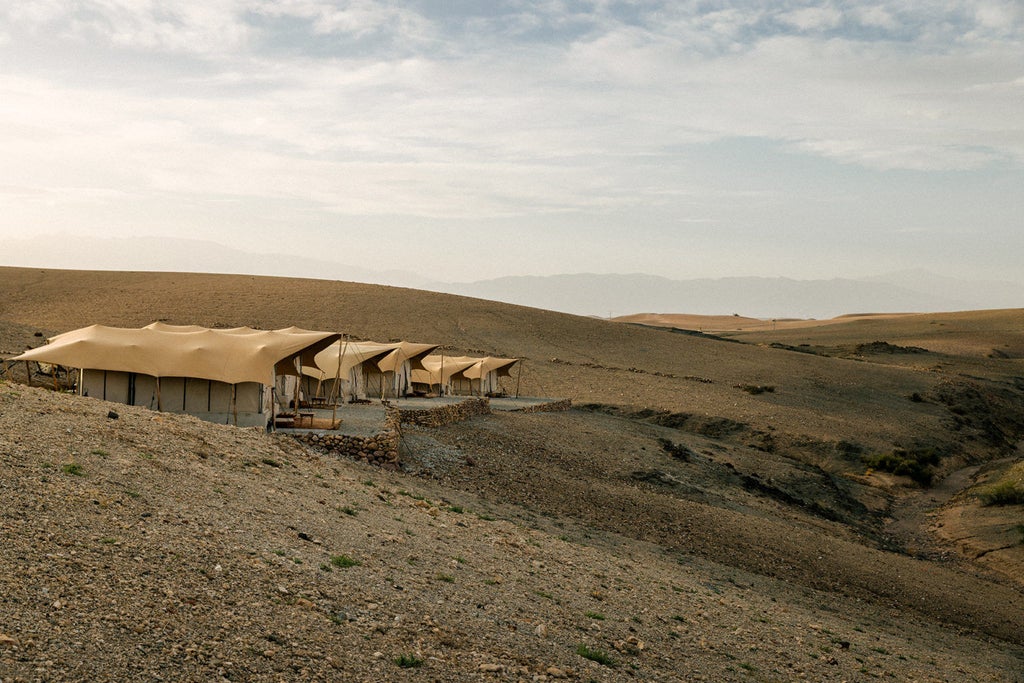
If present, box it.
[2,267,1024,680]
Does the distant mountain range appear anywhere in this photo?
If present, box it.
[2,235,1020,319]
[427,271,1024,319]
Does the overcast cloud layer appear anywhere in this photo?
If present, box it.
[1,1,1022,285]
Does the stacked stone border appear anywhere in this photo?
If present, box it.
[397,397,491,427]
[295,397,569,468]
[509,398,572,414]
[294,408,402,469]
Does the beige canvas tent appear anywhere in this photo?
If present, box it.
[9,323,339,427]
[413,355,519,396]
[303,340,439,401]
[410,356,479,396]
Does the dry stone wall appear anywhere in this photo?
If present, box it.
[397,397,491,427]
[513,398,572,414]
[296,409,401,469]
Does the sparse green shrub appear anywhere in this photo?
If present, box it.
[341,506,358,516]
[584,611,605,620]
[330,554,360,568]
[576,644,616,667]
[90,449,109,457]
[978,480,1024,506]
[862,448,941,486]
[446,505,464,513]
[737,384,775,395]
[394,654,423,668]
[436,573,455,583]
[261,458,281,468]
[62,463,84,476]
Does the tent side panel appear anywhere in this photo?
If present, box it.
[106,371,132,403]
[160,377,186,413]
[209,382,234,413]
[235,382,262,412]
[80,369,113,401]
[132,374,159,410]
[184,378,212,413]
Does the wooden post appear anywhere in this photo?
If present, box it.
[515,360,522,399]
[270,385,277,432]
[25,361,31,387]
[156,376,163,412]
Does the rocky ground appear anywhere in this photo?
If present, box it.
[2,268,1023,681]
[2,383,1023,682]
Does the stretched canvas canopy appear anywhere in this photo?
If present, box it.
[304,341,397,382]
[461,356,519,381]
[411,356,479,387]
[11,324,339,386]
[303,340,441,400]
[414,355,519,395]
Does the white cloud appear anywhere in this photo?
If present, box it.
[0,0,1022,284]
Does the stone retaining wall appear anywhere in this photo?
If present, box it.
[295,409,402,469]
[397,397,491,427]
[512,398,573,414]
[296,397,565,468]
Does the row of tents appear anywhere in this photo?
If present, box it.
[6,322,520,427]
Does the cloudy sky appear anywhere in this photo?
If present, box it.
[1,1,1022,284]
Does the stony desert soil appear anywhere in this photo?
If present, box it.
[2,267,1024,681]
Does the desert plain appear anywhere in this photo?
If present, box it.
[1,266,1023,681]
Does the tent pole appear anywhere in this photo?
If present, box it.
[270,385,277,432]
[331,337,342,426]
[156,376,163,412]
[25,361,31,387]
[515,361,522,399]
[232,383,238,426]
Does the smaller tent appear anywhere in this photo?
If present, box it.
[410,356,479,396]
[303,340,440,401]
[413,355,519,396]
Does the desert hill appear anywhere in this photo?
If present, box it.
[2,266,1024,680]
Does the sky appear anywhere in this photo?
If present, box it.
[1,1,1022,285]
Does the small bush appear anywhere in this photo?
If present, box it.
[862,448,941,486]
[576,644,616,667]
[330,554,361,568]
[394,654,423,668]
[62,463,84,476]
[978,480,1024,506]
[584,611,605,620]
[737,384,775,395]
[261,458,281,468]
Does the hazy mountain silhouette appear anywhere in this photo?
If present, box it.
[3,235,1019,319]
[427,272,1021,319]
